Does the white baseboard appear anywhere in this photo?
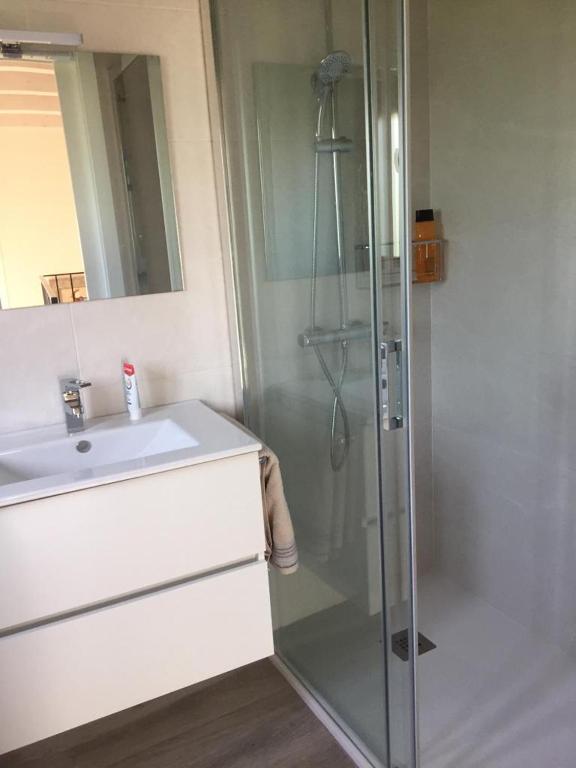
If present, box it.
[271,654,384,768]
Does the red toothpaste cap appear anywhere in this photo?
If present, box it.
[123,363,135,376]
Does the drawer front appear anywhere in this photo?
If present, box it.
[0,561,273,755]
[0,453,264,631]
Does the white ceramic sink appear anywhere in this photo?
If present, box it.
[0,400,260,507]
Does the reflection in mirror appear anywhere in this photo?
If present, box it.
[0,52,182,310]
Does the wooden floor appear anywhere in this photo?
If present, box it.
[0,660,355,768]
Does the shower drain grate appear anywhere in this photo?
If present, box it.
[391,630,436,661]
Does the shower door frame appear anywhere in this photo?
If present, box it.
[202,0,419,765]
[363,0,419,766]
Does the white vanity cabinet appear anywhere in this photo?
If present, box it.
[0,561,272,756]
[0,403,274,755]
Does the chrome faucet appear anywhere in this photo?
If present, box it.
[60,378,92,434]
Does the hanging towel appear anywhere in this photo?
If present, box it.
[259,446,299,574]
[217,411,298,575]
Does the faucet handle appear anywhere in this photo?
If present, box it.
[60,377,92,392]
[59,378,91,434]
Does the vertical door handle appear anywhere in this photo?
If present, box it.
[381,339,404,430]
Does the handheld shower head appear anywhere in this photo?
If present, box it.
[317,50,351,84]
[311,50,351,99]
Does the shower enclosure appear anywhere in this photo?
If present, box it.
[210,0,576,766]
[211,2,415,765]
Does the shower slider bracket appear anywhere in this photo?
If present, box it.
[381,339,404,430]
[315,137,354,154]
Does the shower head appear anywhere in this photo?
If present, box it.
[311,50,351,98]
[317,50,351,84]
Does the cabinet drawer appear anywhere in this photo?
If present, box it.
[0,561,273,755]
[0,452,264,631]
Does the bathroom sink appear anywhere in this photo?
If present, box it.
[0,419,198,482]
[0,400,260,507]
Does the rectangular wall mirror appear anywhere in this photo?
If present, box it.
[0,51,183,310]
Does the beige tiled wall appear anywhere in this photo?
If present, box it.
[0,0,238,434]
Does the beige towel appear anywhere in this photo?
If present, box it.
[259,445,298,574]
[218,412,298,575]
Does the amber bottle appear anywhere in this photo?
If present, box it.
[414,209,443,283]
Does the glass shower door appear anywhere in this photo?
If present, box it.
[210,1,416,765]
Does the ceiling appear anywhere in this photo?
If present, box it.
[0,59,62,128]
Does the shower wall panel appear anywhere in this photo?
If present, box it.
[429,0,576,652]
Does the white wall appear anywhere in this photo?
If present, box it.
[0,0,237,434]
[428,0,576,652]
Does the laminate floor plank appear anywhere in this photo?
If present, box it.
[0,660,355,768]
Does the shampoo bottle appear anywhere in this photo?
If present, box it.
[123,361,142,420]
[414,208,443,283]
